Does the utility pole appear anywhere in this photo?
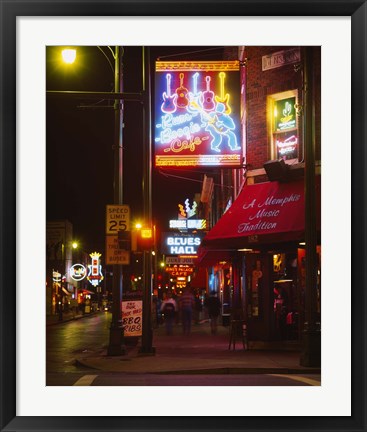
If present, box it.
[300,46,321,367]
[139,46,155,355]
[108,46,126,356]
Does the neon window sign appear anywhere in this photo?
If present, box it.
[276,134,298,159]
[155,61,241,168]
[274,97,297,132]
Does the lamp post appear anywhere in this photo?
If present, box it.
[48,46,152,355]
[139,47,155,355]
[300,46,321,367]
[107,46,126,356]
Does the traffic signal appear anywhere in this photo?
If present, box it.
[118,229,131,250]
[135,227,154,251]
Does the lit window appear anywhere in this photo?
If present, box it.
[267,90,299,162]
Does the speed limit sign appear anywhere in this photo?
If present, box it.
[106,205,130,234]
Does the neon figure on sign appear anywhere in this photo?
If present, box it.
[205,103,240,152]
[87,252,104,287]
[178,199,197,219]
[69,264,87,281]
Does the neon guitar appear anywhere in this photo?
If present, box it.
[214,72,231,114]
[175,73,189,108]
[201,76,215,111]
[188,72,201,109]
[161,73,177,114]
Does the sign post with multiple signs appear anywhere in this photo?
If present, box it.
[105,205,130,265]
[106,204,130,234]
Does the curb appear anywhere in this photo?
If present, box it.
[74,358,321,375]
[156,367,321,375]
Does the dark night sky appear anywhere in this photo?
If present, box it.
[46,46,227,253]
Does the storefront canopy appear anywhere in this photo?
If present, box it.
[199,177,320,255]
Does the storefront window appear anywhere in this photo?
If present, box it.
[268,90,299,162]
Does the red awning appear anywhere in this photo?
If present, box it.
[195,248,232,267]
[200,177,320,253]
[81,289,94,295]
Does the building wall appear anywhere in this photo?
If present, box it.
[46,220,73,314]
[244,46,321,177]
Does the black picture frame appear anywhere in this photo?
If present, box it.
[1,1,365,431]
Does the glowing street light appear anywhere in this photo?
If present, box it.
[61,48,76,64]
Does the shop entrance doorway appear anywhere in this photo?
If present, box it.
[272,252,300,341]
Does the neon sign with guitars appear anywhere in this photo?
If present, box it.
[155,61,241,168]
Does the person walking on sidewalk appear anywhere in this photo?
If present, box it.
[205,291,221,334]
[179,287,195,335]
[160,291,177,335]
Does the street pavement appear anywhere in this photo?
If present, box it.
[48,311,321,375]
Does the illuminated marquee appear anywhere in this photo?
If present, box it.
[87,252,104,287]
[169,219,207,230]
[161,233,204,256]
[155,61,241,168]
[165,265,194,277]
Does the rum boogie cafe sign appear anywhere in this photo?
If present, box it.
[161,232,204,255]
[154,60,241,168]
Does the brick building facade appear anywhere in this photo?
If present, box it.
[198,46,321,350]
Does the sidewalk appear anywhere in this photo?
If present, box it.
[75,321,321,375]
[46,310,98,326]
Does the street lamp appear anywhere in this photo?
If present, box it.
[56,46,127,354]
[49,46,154,356]
[61,48,76,64]
[108,45,126,356]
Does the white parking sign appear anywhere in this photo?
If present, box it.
[106,205,130,234]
